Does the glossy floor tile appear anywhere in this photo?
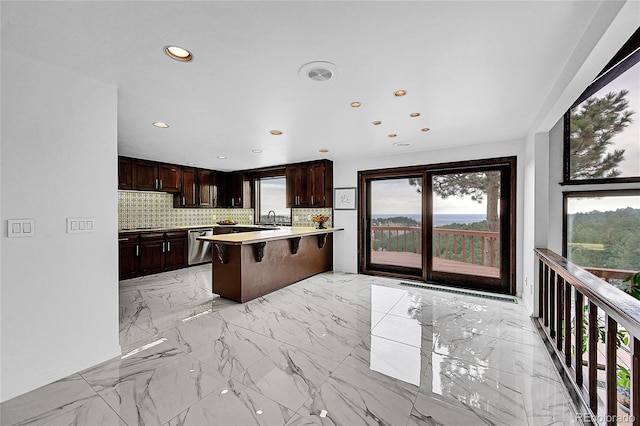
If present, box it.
[1,265,578,425]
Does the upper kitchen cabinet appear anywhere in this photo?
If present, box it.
[177,167,198,207]
[198,169,216,208]
[158,163,182,193]
[217,171,249,208]
[174,167,217,208]
[125,158,182,193]
[118,157,133,190]
[286,159,333,208]
[132,159,159,191]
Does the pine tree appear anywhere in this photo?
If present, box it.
[569,90,633,179]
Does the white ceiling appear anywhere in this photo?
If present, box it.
[1,1,626,171]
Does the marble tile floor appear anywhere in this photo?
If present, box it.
[1,265,579,426]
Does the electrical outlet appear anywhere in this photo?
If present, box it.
[8,219,35,237]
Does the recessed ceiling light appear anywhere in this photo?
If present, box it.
[394,90,407,97]
[270,130,283,135]
[217,156,227,159]
[394,141,411,147]
[152,122,169,128]
[319,148,329,153]
[350,102,361,108]
[388,133,397,138]
[252,149,263,153]
[410,113,420,117]
[298,61,340,82]
[422,127,431,132]
[164,45,193,62]
[372,121,382,125]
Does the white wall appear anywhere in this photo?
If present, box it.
[1,52,121,402]
[332,138,526,295]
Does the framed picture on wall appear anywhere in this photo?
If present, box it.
[334,187,356,210]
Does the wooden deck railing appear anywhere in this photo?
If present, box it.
[371,226,500,268]
[535,248,640,425]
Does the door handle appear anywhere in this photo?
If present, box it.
[167,242,171,252]
[160,179,163,189]
[183,196,186,206]
[136,245,139,256]
[155,179,159,189]
[162,242,166,253]
[311,195,314,205]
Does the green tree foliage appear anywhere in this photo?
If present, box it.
[409,172,500,232]
[569,90,634,180]
[568,207,640,270]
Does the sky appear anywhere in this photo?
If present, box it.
[567,194,639,214]
[370,178,487,215]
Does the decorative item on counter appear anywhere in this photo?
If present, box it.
[217,217,237,225]
[312,214,330,229]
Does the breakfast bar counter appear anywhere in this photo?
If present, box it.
[198,227,341,302]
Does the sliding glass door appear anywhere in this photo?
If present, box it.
[360,158,515,295]
[366,176,423,276]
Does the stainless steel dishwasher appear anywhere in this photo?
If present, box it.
[188,228,214,265]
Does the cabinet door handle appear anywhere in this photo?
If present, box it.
[183,196,186,206]
[162,242,166,253]
[136,245,139,257]
[160,179,163,190]
[155,179,159,189]
[311,195,314,205]
[167,242,171,252]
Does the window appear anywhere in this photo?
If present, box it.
[564,191,640,272]
[564,29,640,184]
[255,176,290,224]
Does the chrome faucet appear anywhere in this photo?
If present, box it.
[267,210,276,225]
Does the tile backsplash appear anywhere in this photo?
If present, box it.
[118,191,253,229]
[118,191,333,229]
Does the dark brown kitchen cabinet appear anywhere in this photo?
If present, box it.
[119,231,188,279]
[118,234,139,280]
[197,169,216,207]
[175,168,217,208]
[165,231,188,271]
[127,158,182,193]
[118,157,133,190]
[158,163,182,193]
[178,167,198,207]
[139,233,166,276]
[132,159,159,191]
[286,160,333,208]
[217,172,248,208]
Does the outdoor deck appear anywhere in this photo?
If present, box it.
[370,251,500,278]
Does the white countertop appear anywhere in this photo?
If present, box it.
[197,227,342,245]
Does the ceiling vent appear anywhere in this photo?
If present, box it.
[299,61,340,82]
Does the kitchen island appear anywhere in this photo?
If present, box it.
[198,227,341,302]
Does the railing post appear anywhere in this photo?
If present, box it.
[557,276,564,351]
[543,263,549,327]
[632,336,639,426]
[605,315,617,425]
[564,279,572,365]
[588,300,598,414]
[576,290,584,387]
[550,270,556,338]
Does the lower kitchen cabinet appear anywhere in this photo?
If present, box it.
[119,231,188,279]
[165,231,188,271]
[139,233,166,276]
[118,235,139,280]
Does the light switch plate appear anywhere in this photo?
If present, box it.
[8,219,35,238]
[67,217,95,234]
